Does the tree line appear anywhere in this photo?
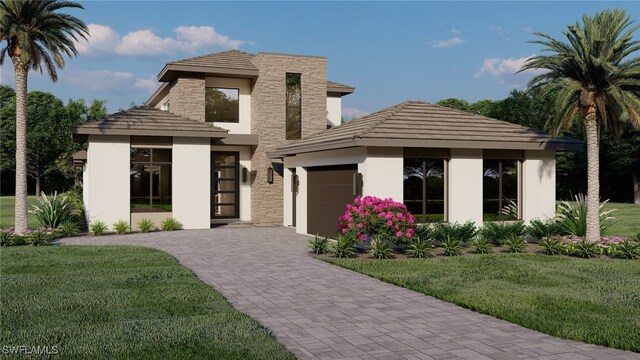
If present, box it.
[436,89,640,204]
[0,85,107,195]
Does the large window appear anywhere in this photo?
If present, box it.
[286,73,302,140]
[130,148,172,212]
[403,158,446,223]
[483,159,519,221]
[205,87,239,123]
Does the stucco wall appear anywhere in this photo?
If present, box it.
[294,167,308,235]
[250,53,328,224]
[522,150,556,223]
[358,148,404,201]
[86,135,130,225]
[205,77,252,134]
[327,95,342,128]
[172,137,211,229]
[168,76,205,122]
[448,148,483,225]
[283,167,294,227]
[211,145,252,222]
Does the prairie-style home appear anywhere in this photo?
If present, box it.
[73,50,581,237]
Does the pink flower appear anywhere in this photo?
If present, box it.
[342,228,348,234]
[348,223,354,228]
[396,231,403,238]
[357,223,363,229]
[386,220,393,226]
[359,234,366,241]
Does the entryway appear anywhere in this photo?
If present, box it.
[211,152,240,221]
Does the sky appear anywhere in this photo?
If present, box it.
[0,1,638,117]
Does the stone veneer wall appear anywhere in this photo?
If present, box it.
[250,53,328,224]
[168,76,205,122]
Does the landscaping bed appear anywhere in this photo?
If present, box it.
[322,254,640,352]
[0,246,294,359]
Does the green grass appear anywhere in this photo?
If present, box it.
[0,246,294,359]
[602,202,640,237]
[324,254,640,352]
[0,196,39,228]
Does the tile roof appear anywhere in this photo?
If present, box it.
[73,106,228,138]
[168,50,258,72]
[273,101,583,156]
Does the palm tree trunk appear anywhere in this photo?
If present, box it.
[13,62,28,234]
[584,116,600,243]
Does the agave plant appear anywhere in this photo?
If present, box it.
[556,194,617,239]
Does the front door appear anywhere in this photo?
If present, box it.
[211,152,240,219]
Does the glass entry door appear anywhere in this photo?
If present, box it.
[211,152,240,219]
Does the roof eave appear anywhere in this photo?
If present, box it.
[158,64,259,82]
[72,127,228,139]
[146,82,170,107]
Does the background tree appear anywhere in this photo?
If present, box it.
[522,9,640,243]
[435,98,470,112]
[0,0,88,233]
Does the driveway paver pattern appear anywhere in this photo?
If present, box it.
[58,226,638,360]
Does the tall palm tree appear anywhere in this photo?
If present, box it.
[0,0,87,233]
[522,9,640,243]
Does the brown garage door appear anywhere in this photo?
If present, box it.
[307,165,359,238]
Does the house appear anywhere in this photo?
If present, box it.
[73,50,581,237]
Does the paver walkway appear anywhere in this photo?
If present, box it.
[58,226,638,360]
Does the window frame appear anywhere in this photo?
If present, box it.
[403,157,448,223]
[130,147,172,213]
[205,86,240,123]
[285,73,302,140]
[482,158,522,221]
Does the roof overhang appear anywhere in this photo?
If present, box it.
[146,82,170,107]
[270,137,583,159]
[72,127,228,140]
[158,64,259,82]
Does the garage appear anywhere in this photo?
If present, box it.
[307,165,361,238]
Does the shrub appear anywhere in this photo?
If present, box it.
[471,236,492,254]
[500,200,519,220]
[526,219,565,239]
[614,238,640,260]
[90,221,108,236]
[569,240,601,258]
[29,230,53,246]
[406,239,433,258]
[480,221,526,245]
[369,237,394,259]
[308,235,329,255]
[431,221,477,244]
[415,225,433,242]
[338,196,416,246]
[29,192,79,229]
[0,229,14,246]
[503,235,526,253]
[113,220,130,235]
[332,236,356,258]
[557,194,617,236]
[441,236,462,256]
[58,221,78,237]
[539,237,565,255]
[161,218,182,231]
[137,219,155,233]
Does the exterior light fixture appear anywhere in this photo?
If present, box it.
[242,167,248,183]
[267,167,274,184]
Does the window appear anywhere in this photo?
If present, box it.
[130,148,172,212]
[403,158,446,223]
[286,73,302,140]
[205,87,239,122]
[483,159,519,221]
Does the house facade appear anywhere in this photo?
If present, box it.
[73,50,581,236]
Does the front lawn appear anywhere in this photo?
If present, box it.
[603,202,640,237]
[0,246,294,359]
[324,254,640,352]
[0,196,39,228]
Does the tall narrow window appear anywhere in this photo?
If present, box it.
[286,73,302,140]
[403,158,446,223]
[205,87,239,122]
[483,159,519,221]
[131,148,172,212]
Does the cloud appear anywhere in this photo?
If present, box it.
[63,70,157,93]
[431,37,465,48]
[451,28,462,35]
[343,107,369,119]
[474,55,546,88]
[134,75,159,93]
[76,24,244,57]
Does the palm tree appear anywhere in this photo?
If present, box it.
[0,0,87,233]
[522,9,640,243]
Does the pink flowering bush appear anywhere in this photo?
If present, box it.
[338,196,416,245]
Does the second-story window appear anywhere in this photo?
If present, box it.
[205,87,239,122]
[286,73,302,140]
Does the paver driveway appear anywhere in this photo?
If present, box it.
[59,226,638,360]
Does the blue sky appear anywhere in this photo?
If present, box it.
[0,1,637,116]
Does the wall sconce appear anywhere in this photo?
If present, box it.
[267,167,274,184]
[242,167,248,183]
